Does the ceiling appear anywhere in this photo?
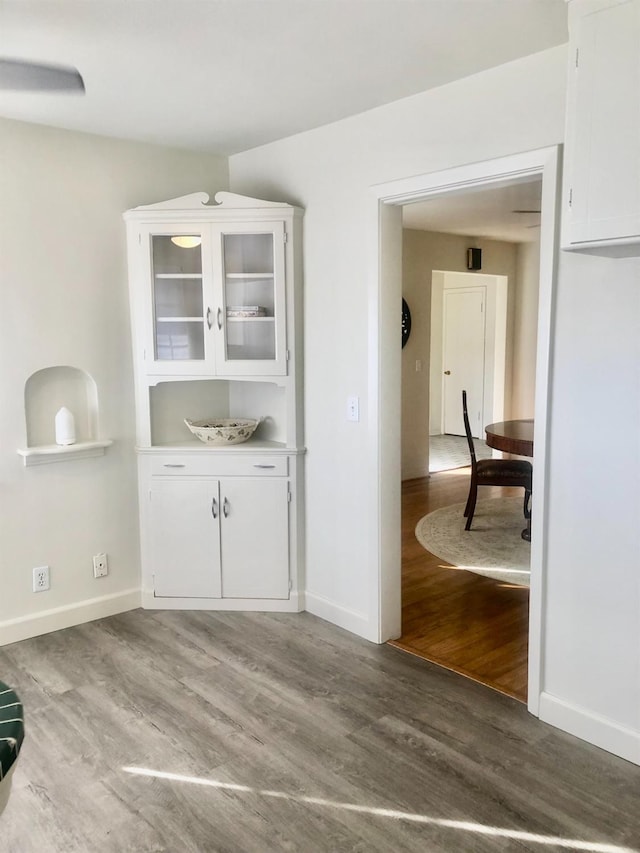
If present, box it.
[0,1,568,155]
[402,178,543,243]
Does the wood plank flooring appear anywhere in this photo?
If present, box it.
[390,470,530,702]
[1,609,640,852]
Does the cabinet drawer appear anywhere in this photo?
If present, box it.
[150,454,289,477]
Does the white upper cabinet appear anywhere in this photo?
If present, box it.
[562,0,640,252]
[125,193,293,377]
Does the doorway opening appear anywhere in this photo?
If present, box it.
[372,147,560,717]
[397,195,540,702]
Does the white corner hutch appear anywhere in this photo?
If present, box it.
[124,192,304,611]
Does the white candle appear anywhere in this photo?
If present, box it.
[55,407,76,446]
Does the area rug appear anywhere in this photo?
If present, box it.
[415,497,530,586]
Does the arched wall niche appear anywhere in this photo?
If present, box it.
[24,366,99,447]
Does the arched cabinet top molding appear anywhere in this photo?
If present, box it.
[123,191,304,223]
[17,365,112,466]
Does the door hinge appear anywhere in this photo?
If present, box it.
[287,487,292,503]
[480,302,484,313]
[575,47,579,68]
[138,233,142,245]
[143,348,146,361]
[286,349,291,361]
[283,231,288,244]
[569,188,573,209]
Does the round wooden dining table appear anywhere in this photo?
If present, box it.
[484,418,534,541]
[484,418,534,458]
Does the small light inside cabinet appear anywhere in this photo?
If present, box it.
[170,235,201,249]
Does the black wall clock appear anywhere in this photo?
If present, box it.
[402,298,412,348]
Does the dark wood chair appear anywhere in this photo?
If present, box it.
[462,390,532,531]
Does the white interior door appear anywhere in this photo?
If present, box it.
[442,287,486,436]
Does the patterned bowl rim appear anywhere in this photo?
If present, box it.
[184,417,260,431]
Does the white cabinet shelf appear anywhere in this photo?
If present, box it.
[17,440,113,467]
[156,317,203,323]
[225,273,274,279]
[155,273,203,279]
[226,316,274,323]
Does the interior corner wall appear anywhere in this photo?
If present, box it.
[0,118,228,644]
[401,229,520,481]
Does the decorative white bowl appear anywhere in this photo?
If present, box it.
[184,417,259,445]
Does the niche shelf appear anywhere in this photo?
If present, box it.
[17,366,113,466]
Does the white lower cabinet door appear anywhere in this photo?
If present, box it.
[150,479,222,598]
[219,478,290,599]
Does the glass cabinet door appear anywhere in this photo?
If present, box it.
[147,230,211,373]
[216,222,287,375]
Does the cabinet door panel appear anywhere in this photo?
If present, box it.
[212,222,288,376]
[565,0,640,246]
[220,479,289,599]
[150,480,221,598]
[141,226,216,375]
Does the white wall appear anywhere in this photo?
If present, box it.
[511,239,541,418]
[541,249,640,754]
[229,44,640,763]
[0,118,228,643]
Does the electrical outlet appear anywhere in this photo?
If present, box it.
[347,395,360,422]
[93,553,108,578]
[33,566,50,592]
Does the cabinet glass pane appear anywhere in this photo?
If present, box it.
[152,235,204,361]
[222,233,276,361]
[156,322,205,361]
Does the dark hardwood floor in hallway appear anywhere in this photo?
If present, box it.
[390,469,529,702]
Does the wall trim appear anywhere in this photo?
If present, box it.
[305,592,376,641]
[0,589,142,647]
[539,692,640,766]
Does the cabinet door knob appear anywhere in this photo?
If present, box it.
[217,307,223,330]
[211,497,218,519]
[444,370,451,375]
[223,497,230,517]
[206,307,213,330]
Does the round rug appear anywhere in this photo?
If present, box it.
[415,497,530,586]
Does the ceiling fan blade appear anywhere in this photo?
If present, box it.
[0,58,85,93]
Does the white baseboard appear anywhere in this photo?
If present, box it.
[305,591,377,642]
[539,692,640,766]
[0,589,142,647]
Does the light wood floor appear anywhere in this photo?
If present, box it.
[391,470,529,702]
[1,610,640,851]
